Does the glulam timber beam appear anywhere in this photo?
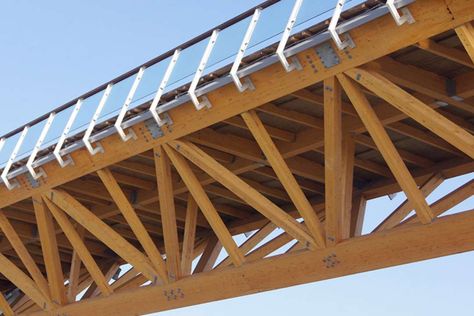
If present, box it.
[30,210,474,316]
[2,0,474,209]
[455,22,474,63]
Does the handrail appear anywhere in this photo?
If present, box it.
[0,0,281,140]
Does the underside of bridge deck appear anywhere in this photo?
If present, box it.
[0,0,473,315]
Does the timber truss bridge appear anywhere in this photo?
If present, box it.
[0,0,473,315]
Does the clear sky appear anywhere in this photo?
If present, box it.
[0,1,473,315]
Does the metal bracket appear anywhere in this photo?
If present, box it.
[83,83,113,155]
[26,171,41,188]
[1,126,29,190]
[144,119,164,140]
[315,42,341,68]
[26,112,56,180]
[150,49,181,126]
[386,0,415,26]
[276,0,304,72]
[329,0,356,50]
[54,99,83,167]
[322,253,340,268]
[188,29,219,110]
[230,8,261,92]
[115,66,146,141]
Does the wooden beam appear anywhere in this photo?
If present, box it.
[373,173,444,232]
[3,0,474,209]
[67,226,85,303]
[0,252,51,310]
[345,68,474,158]
[0,292,13,316]
[349,195,367,237]
[164,145,244,267]
[181,195,198,276]
[323,76,345,245]
[455,22,474,63]
[33,196,67,305]
[169,140,316,249]
[44,189,159,283]
[0,211,50,300]
[341,135,356,240]
[31,210,474,316]
[97,168,168,284]
[401,179,474,225]
[154,146,182,282]
[416,38,474,68]
[43,197,112,297]
[193,236,222,274]
[338,74,434,224]
[242,110,325,247]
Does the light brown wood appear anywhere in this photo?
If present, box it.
[0,211,50,300]
[181,195,198,276]
[43,197,113,297]
[45,189,160,283]
[164,144,245,267]
[33,195,67,305]
[97,168,168,284]
[31,210,474,316]
[242,109,325,247]
[455,22,474,63]
[0,292,13,316]
[344,68,474,158]
[323,76,345,245]
[416,39,474,68]
[154,146,182,281]
[338,73,434,224]
[67,226,85,303]
[169,140,317,249]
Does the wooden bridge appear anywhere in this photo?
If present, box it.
[0,0,473,315]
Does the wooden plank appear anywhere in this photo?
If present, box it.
[0,292,13,316]
[323,76,345,245]
[43,198,112,297]
[345,67,474,158]
[33,196,67,305]
[31,210,474,316]
[164,145,244,267]
[401,179,474,225]
[0,252,51,310]
[67,226,85,303]
[455,22,474,63]
[181,195,198,276]
[0,211,50,300]
[97,168,168,284]
[169,140,317,249]
[44,189,159,283]
[242,110,325,247]
[373,173,444,232]
[154,146,182,282]
[216,221,276,269]
[349,195,367,237]
[416,38,474,68]
[3,0,474,209]
[193,236,222,274]
[341,135,356,240]
[338,74,434,224]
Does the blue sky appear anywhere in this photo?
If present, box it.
[0,1,473,315]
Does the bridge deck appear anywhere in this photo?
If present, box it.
[0,0,473,315]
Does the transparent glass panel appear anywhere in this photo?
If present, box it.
[0,132,22,169]
[42,106,75,150]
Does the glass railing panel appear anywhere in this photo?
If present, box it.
[95,74,136,124]
[165,38,208,93]
[0,132,22,170]
[67,90,104,138]
[14,117,52,163]
[245,0,294,56]
[130,57,172,108]
[292,0,367,34]
[41,106,75,150]
[203,15,253,76]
